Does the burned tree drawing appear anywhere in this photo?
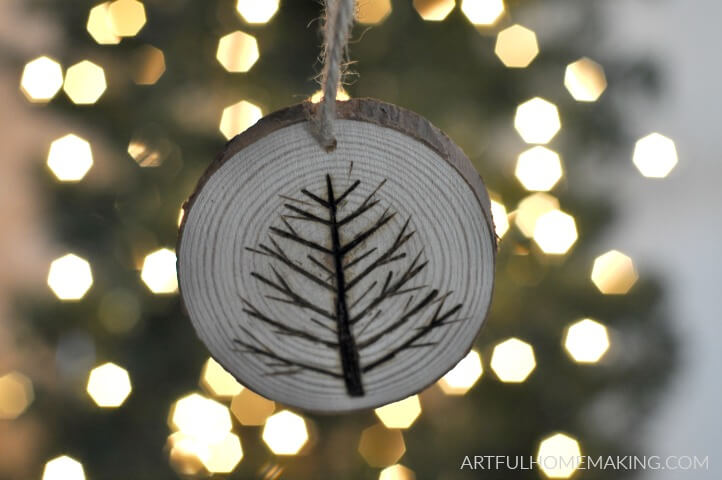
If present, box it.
[235,171,464,397]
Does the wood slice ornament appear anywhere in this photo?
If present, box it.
[178,99,496,412]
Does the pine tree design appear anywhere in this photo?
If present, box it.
[235,172,464,397]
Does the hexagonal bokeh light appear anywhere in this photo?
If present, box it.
[204,432,244,474]
[108,0,147,37]
[564,318,610,364]
[42,455,86,480]
[47,134,93,182]
[200,357,243,399]
[490,338,536,383]
[87,2,120,45]
[170,393,233,444]
[438,349,483,395]
[141,248,178,294]
[633,132,678,178]
[490,199,509,238]
[374,395,422,429]
[494,24,539,68]
[380,463,416,480]
[533,209,578,255]
[166,431,243,475]
[230,389,275,426]
[461,0,504,26]
[591,250,638,294]
[20,56,64,102]
[514,97,561,144]
[132,45,166,85]
[262,410,309,455]
[0,371,34,419]
[514,192,559,237]
[236,0,279,24]
[413,0,456,21]
[359,424,406,467]
[536,433,582,478]
[515,146,563,191]
[564,57,607,102]
[216,31,260,73]
[219,100,263,140]
[86,362,132,407]
[63,60,107,105]
[356,0,392,25]
[47,253,93,300]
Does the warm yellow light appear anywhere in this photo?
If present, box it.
[591,250,638,294]
[230,389,275,426]
[490,338,536,383]
[20,56,64,102]
[461,0,504,26]
[47,134,93,182]
[219,100,263,140]
[86,362,132,407]
[359,424,406,467]
[216,31,260,73]
[87,2,120,45]
[514,97,561,144]
[42,455,86,480]
[108,0,147,37]
[564,57,607,102]
[200,358,243,399]
[170,393,233,444]
[564,319,610,364]
[533,209,577,255]
[374,395,422,429]
[309,86,351,103]
[438,349,482,395]
[380,463,416,480]
[494,24,538,68]
[141,248,178,294]
[262,410,309,455]
[633,133,678,178]
[167,432,209,476]
[63,60,107,105]
[132,45,166,85]
[413,0,455,21]
[204,432,244,474]
[47,254,93,300]
[489,199,509,238]
[536,433,582,478]
[514,192,559,237]
[515,146,563,191]
[0,371,34,419]
[235,0,279,24]
[357,0,393,25]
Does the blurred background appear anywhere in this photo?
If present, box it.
[0,0,718,479]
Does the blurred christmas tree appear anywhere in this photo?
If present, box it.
[6,0,676,479]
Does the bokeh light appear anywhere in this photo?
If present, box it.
[204,432,244,474]
[132,45,166,85]
[356,0,392,25]
[490,338,536,383]
[42,455,86,480]
[86,2,120,45]
[169,393,233,444]
[536,433,582,478]
[379,463,416,480]
[216,31,260,73]
[461,0,504,26]
[413,0,455,21]
[438,349,483,395]
[633,132,678,178]
[309,86,350,103]
[108,0,147,37]
[200,357,243,399]
[48,254,93,300]
[564,57,607,102]
[374,395,422,429]
[494,24,539,68]
[359,424,406,467]
[219,100,263,140]
[166,432,209,477]
[20,56,64,102]
[262,410,309,455]
[63,60,107,105]
[564,318,610,364]
[591,250,638,294]
[47,134,93,182]
[490,199,509,238]
[515,146,563,191]
[86,362,132,407]
[533,209,578,254]
[140,248,178,294]
[514,192,559,237]
[230,389,275,426]
[514,97,561,144]
[0,371,34,419]
[235,0,279,24]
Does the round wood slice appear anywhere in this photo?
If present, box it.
[178,98,496,412]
